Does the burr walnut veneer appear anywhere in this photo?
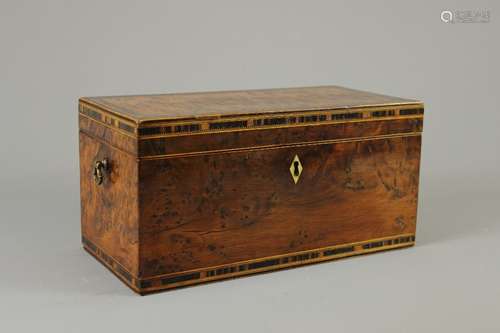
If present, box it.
[78,86,424,294]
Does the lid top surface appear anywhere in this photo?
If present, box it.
[80,85,422,123]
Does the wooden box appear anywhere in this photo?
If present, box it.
[78,86,424,294]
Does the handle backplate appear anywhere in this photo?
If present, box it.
[93,159,109,185]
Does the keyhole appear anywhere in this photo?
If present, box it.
[293,161,299,176]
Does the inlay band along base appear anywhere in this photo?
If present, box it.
[83,233,416,294]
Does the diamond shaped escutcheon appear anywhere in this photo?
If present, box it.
[289,155,303,184]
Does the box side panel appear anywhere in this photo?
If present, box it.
[79,128,140,284]
[137,132,421,290]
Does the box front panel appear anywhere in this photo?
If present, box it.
[138,134,421,289]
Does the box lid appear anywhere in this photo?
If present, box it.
[79,85,422,125]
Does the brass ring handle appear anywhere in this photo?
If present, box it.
[93,159,109,185]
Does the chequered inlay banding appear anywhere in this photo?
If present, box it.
[209,120,248,130]
[134,234,416,291]
[83,234,416,292]
[399,108,424,116]
[80,106,102,121]
[80,103,424,139]
[137,108,422,137]
[82,236,135,284]
[82,235,415,291]
[80,104,136,134]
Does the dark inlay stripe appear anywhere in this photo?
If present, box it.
[100,251,113,266]
[118,122,135,133]
[393,236,413,244]
[332,112,363,120]
[82,236,97,252]
[138,280,152,289]
[298,115,327,123]
[263,117,287,125]
[161,272,201,285]
[323,246,355,256]
[115,265,133,283]
[364,236,414,249]
[174,124,201,133]
[363,241,383,249]
[209,120,248,130]
[209,266,237,276]
[252,114,328,127]
[290,253,310,262]
[81,107,102,121]
[81,106,136,134]
[248,258,281,270]
[372,110,396,117]
[139,126,172,136]
[400,108,424,116]
[253,119,263,126]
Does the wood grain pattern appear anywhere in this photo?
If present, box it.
[80,85,421,122]
[138,135,421,278]
[83,232,415,294]
[78,85,424,294]
[79,132,139,276]
[79,115,138,155]
[139,118,422,157]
